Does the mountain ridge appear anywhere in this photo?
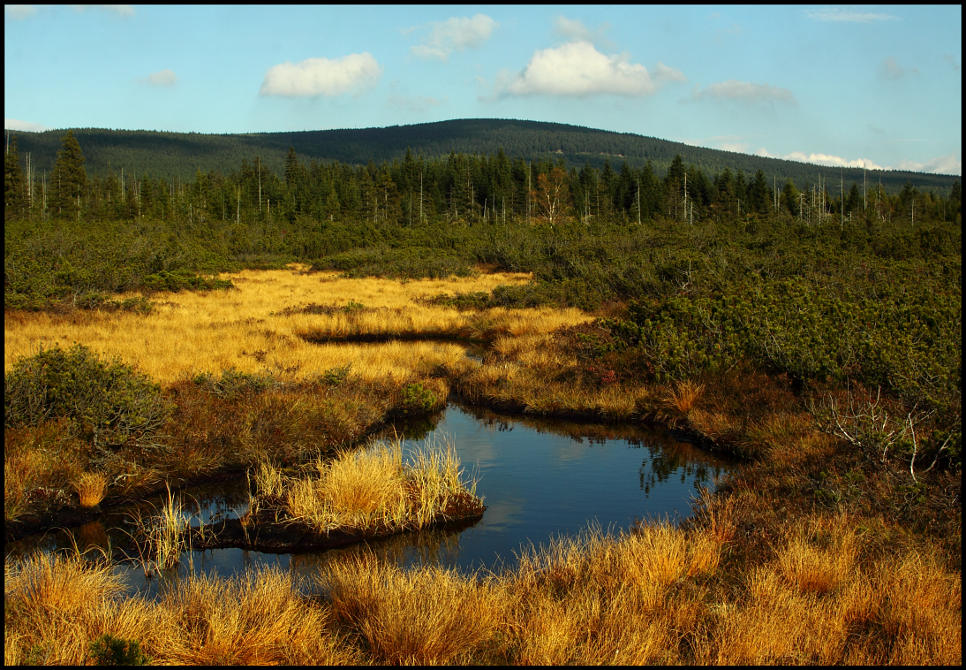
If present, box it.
[5,118,958,194]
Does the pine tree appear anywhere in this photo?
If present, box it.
[50,130,87,219]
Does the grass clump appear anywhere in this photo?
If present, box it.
[320,554,499,665]
[72,471,108,508]
[251,438,482,534]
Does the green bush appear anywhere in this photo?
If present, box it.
[143,269,233,292]
[314,245,474,279]
[399,382,438,415]
[4,345,171,462]
[192,368,279,398]
[88,634,150,666]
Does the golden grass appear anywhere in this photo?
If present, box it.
[4,267,587,387]
[158,568,355,665]
[320,554,500,665]
[3,551,164,666]
[4,551,358,665]
[254,437,482,534]
[72,471,108,508]
[5,509,961,666]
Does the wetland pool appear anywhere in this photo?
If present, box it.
[8,403,736,597]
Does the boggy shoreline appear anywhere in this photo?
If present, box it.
[190,500,485,555]
[4,385,742,546]
[5,387,738,547]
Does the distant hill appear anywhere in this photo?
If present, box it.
[5,119,958,195]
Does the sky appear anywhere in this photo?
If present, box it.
[4,4,962,175]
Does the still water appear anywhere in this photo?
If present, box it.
[8,403,735,596]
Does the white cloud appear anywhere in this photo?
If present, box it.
[410,14,497,61]
[5,5,38,19]
[897,153,962,176]
[260,53,382,97]
[143,69,177,87]
[4,118,49,132]
[502,41,678,98]
[692,80,796,104]
[780,151,884,170]
[806,8,898,23]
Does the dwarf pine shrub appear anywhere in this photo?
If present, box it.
[88,634,150,666]
[4,344,170,464]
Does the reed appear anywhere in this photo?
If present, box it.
[126,484,195,576]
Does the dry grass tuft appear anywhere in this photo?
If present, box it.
[159,567,354,665]
[72,471,108,508]
[4,551,164,666]
[320,553,500,665]
[665,379,706,414]
[254,437,482,534]
[774,513,861,595]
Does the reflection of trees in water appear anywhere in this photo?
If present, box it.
[387,411,445,441]
[637,442,729,496]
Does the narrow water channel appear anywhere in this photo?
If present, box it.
[7,403,736,597]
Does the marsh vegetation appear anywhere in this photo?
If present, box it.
[4,135,961,664]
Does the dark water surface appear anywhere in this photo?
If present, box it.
[8,403,736,597]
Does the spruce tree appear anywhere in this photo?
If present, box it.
[50,130,87,219]
[5,134,27,219]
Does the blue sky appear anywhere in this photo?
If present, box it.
[4,4,962,174]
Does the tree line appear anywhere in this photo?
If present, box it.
[5,131,961,229]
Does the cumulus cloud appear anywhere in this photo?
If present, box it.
[880,57,918,80]
[260,53,382,97]
[805,8,898,22]
[5,118,50,132]
[502,41,679,98]
[897,153,961,175]
[410,14,497,60]
[5,5,38,19]
[776,150,884,170]
[691,80,796,104]
[142,69,177,87]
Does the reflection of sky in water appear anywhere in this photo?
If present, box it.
[10,404,736,594]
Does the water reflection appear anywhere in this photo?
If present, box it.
[8,403,736,595]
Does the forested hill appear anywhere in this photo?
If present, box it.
[5,118,958,194]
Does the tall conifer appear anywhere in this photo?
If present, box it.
[50,130,87,218]
[5,134,26,218]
